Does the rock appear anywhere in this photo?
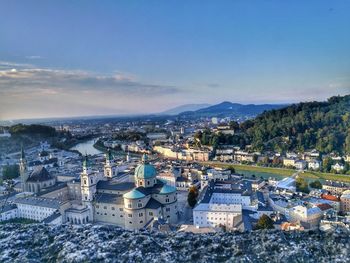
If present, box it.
[0,224,350,262]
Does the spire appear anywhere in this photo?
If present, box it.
[106,148,113,162]
[20,144,25,160]
[83,154,90,168]
[141,153,148,163]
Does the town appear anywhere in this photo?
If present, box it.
[1,103,350,233]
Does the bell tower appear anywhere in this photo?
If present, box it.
[19,146,28,192]
[80,155,96,202]
[104,148,113,179]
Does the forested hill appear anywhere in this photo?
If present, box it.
[241,95,350,154]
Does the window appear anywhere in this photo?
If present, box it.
[84,179,87,185]
[112,214,115,216]
[147,181,150,185]
[139,213,143,217]
[128,214,132,218]
[128,204,132,208]
[149,212,153,216]
[140,221,143,224]
[91,178,93,184]
[139,181,143,186]
[104,206,107,209]
[111,207,115,210]
[119,208,123,211]
[165,198,169,203]
[120,215,123,217]
[138,203,142,208]
[166,208,170,212]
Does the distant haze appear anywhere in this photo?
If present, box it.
[0,1,349,120]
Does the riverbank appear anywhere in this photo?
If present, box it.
[93,139,143,158]
[202,161,350,183]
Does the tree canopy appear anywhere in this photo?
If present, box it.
[255,214,274,230]
[187,186,199,208]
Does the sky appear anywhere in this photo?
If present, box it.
[0,0,349,120]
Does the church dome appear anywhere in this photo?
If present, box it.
[123,189,145,199]
[134,154,156,179]
[159,184,176,195]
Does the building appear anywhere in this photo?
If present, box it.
[322,181,349,196]
[14,197,68,222]
[68,154,179,230]
[308,160,321,170]
[331,163,345,172]
[340,190,350,213]
[193,181,252,230]
[289,205,323,229]
[19,147,57,193]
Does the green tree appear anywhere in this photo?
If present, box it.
[255,214,274,230]
[227,165,235,174]
[296,177,309,193]
[345,134,350,154]
[309,180,322,189]
[322,157,333,172]
[187,186,199,208]
[2,165,20,180]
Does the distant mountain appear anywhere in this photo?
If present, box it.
[179,101,287,118]
[158,103,211,115]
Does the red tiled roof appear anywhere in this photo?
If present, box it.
[321,194,340,202]
[316,203,333,211]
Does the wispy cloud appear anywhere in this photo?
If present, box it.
[0,62,182,119]
[25,55,43,60]
[0,67,179,96]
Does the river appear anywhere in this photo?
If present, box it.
[70,138,103,155]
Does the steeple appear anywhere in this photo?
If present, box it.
[20,144,25,160]
[19,144,28,192]
[141,153,148,164]
[82,154,91,174]
[105,148,113,164]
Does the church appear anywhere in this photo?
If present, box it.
[73,153,178,230]
[17,148,179,230]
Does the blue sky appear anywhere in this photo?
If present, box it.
[0,1,349,119]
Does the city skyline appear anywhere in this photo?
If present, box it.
[1,1,350,120]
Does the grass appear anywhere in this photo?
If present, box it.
[201,161,350,183]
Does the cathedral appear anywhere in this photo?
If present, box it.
[20,147,57,193]
[17,147,179,230]
[72,153,178,230]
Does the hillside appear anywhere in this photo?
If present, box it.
[158,103,211,115]
[241,95,350,154]
[179,101,287,118]
[0,224,349,262]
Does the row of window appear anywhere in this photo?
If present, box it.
[95,205,123,212]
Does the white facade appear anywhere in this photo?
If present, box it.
[0,206,18,222]
[16,201,59,221]
[193,203,242,229]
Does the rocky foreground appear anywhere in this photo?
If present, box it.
[0,224,350,263]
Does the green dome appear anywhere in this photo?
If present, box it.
[134,164,157,179]
[159,184,176,195]
[123,189,145,199]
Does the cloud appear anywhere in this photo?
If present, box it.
[0,62,183,119]
[0,67,180,96]
[0,61,34,70]
[25,55,43,60]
